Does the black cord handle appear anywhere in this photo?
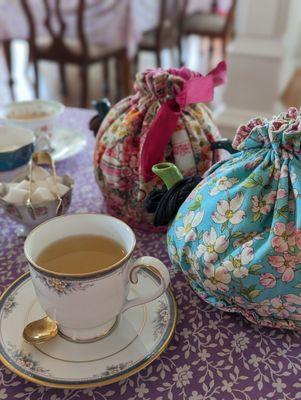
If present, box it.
[210,138,238,154]
[145,140,238,226]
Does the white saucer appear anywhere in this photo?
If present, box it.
[0,270,177,388]
[50,127,87,162]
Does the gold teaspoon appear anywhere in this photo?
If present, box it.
[23,316,58,344]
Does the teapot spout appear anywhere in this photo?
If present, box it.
[152,163,183,190]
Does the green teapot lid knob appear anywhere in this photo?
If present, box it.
[152,163,183,190]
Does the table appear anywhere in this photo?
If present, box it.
[1,108,300,399]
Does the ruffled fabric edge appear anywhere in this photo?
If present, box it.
[232,107,301,152]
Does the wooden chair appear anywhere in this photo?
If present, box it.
[182,0,237,59]
[2,40,14,100]
[20,0,127,107]
[137,0,187,68]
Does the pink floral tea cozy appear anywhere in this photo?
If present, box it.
[94,62,227,231]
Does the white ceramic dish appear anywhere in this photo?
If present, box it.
[0,101,87,162]
[0,270,177,388]
[0,175,73,236]
[0,100,65,139]
[50,127,87,162]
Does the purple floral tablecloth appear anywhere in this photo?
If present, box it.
[0,108,301,400]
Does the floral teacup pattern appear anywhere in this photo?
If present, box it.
[35,274,94,296]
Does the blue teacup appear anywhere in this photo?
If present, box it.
[0,125,35,181]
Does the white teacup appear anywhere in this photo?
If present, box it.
[0,125,35,182]
[1,100,64,139]
[24,213,170,342]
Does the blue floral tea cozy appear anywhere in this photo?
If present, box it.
[167,107,301,330]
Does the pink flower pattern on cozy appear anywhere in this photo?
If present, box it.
[245,156,263,169]
[276,189,286,200]
[295,230,301,250]
[285,294,301,320]
[251,191,276,215]
[257,297,297,319]
[268,254,296,283]
[259,273,276,288]
[271,222,295,253]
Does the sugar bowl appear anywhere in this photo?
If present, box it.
[0,152,73,236]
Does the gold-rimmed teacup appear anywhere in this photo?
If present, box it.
[24,213,170,342]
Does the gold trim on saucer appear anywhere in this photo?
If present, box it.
[0,272,177,389]
[57,316,119,344]
[34,307,147,364]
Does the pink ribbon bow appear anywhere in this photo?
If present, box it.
[141,61,227,181]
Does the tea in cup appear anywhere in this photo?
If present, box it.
[0,100,64,141]
[24,213,170,342]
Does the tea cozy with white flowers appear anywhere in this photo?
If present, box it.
[167,107,301,330]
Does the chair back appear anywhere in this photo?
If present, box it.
[21,0,88,61]
[222,0,237,36]
[156,0,188,48]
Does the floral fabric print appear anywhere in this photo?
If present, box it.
[167,107,301,330]
[94,67,223,232]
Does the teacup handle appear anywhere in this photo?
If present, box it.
[121,256,170,313]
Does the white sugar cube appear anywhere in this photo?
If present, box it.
[3,187,28,204]
[0,182,7,197]
[33,180,49,190]
[31,187,55,204]
[46,176,64,185]
[31,166,50,181]
[38,177,68,196]
[56,183,69,196]
[15,180,31,191]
